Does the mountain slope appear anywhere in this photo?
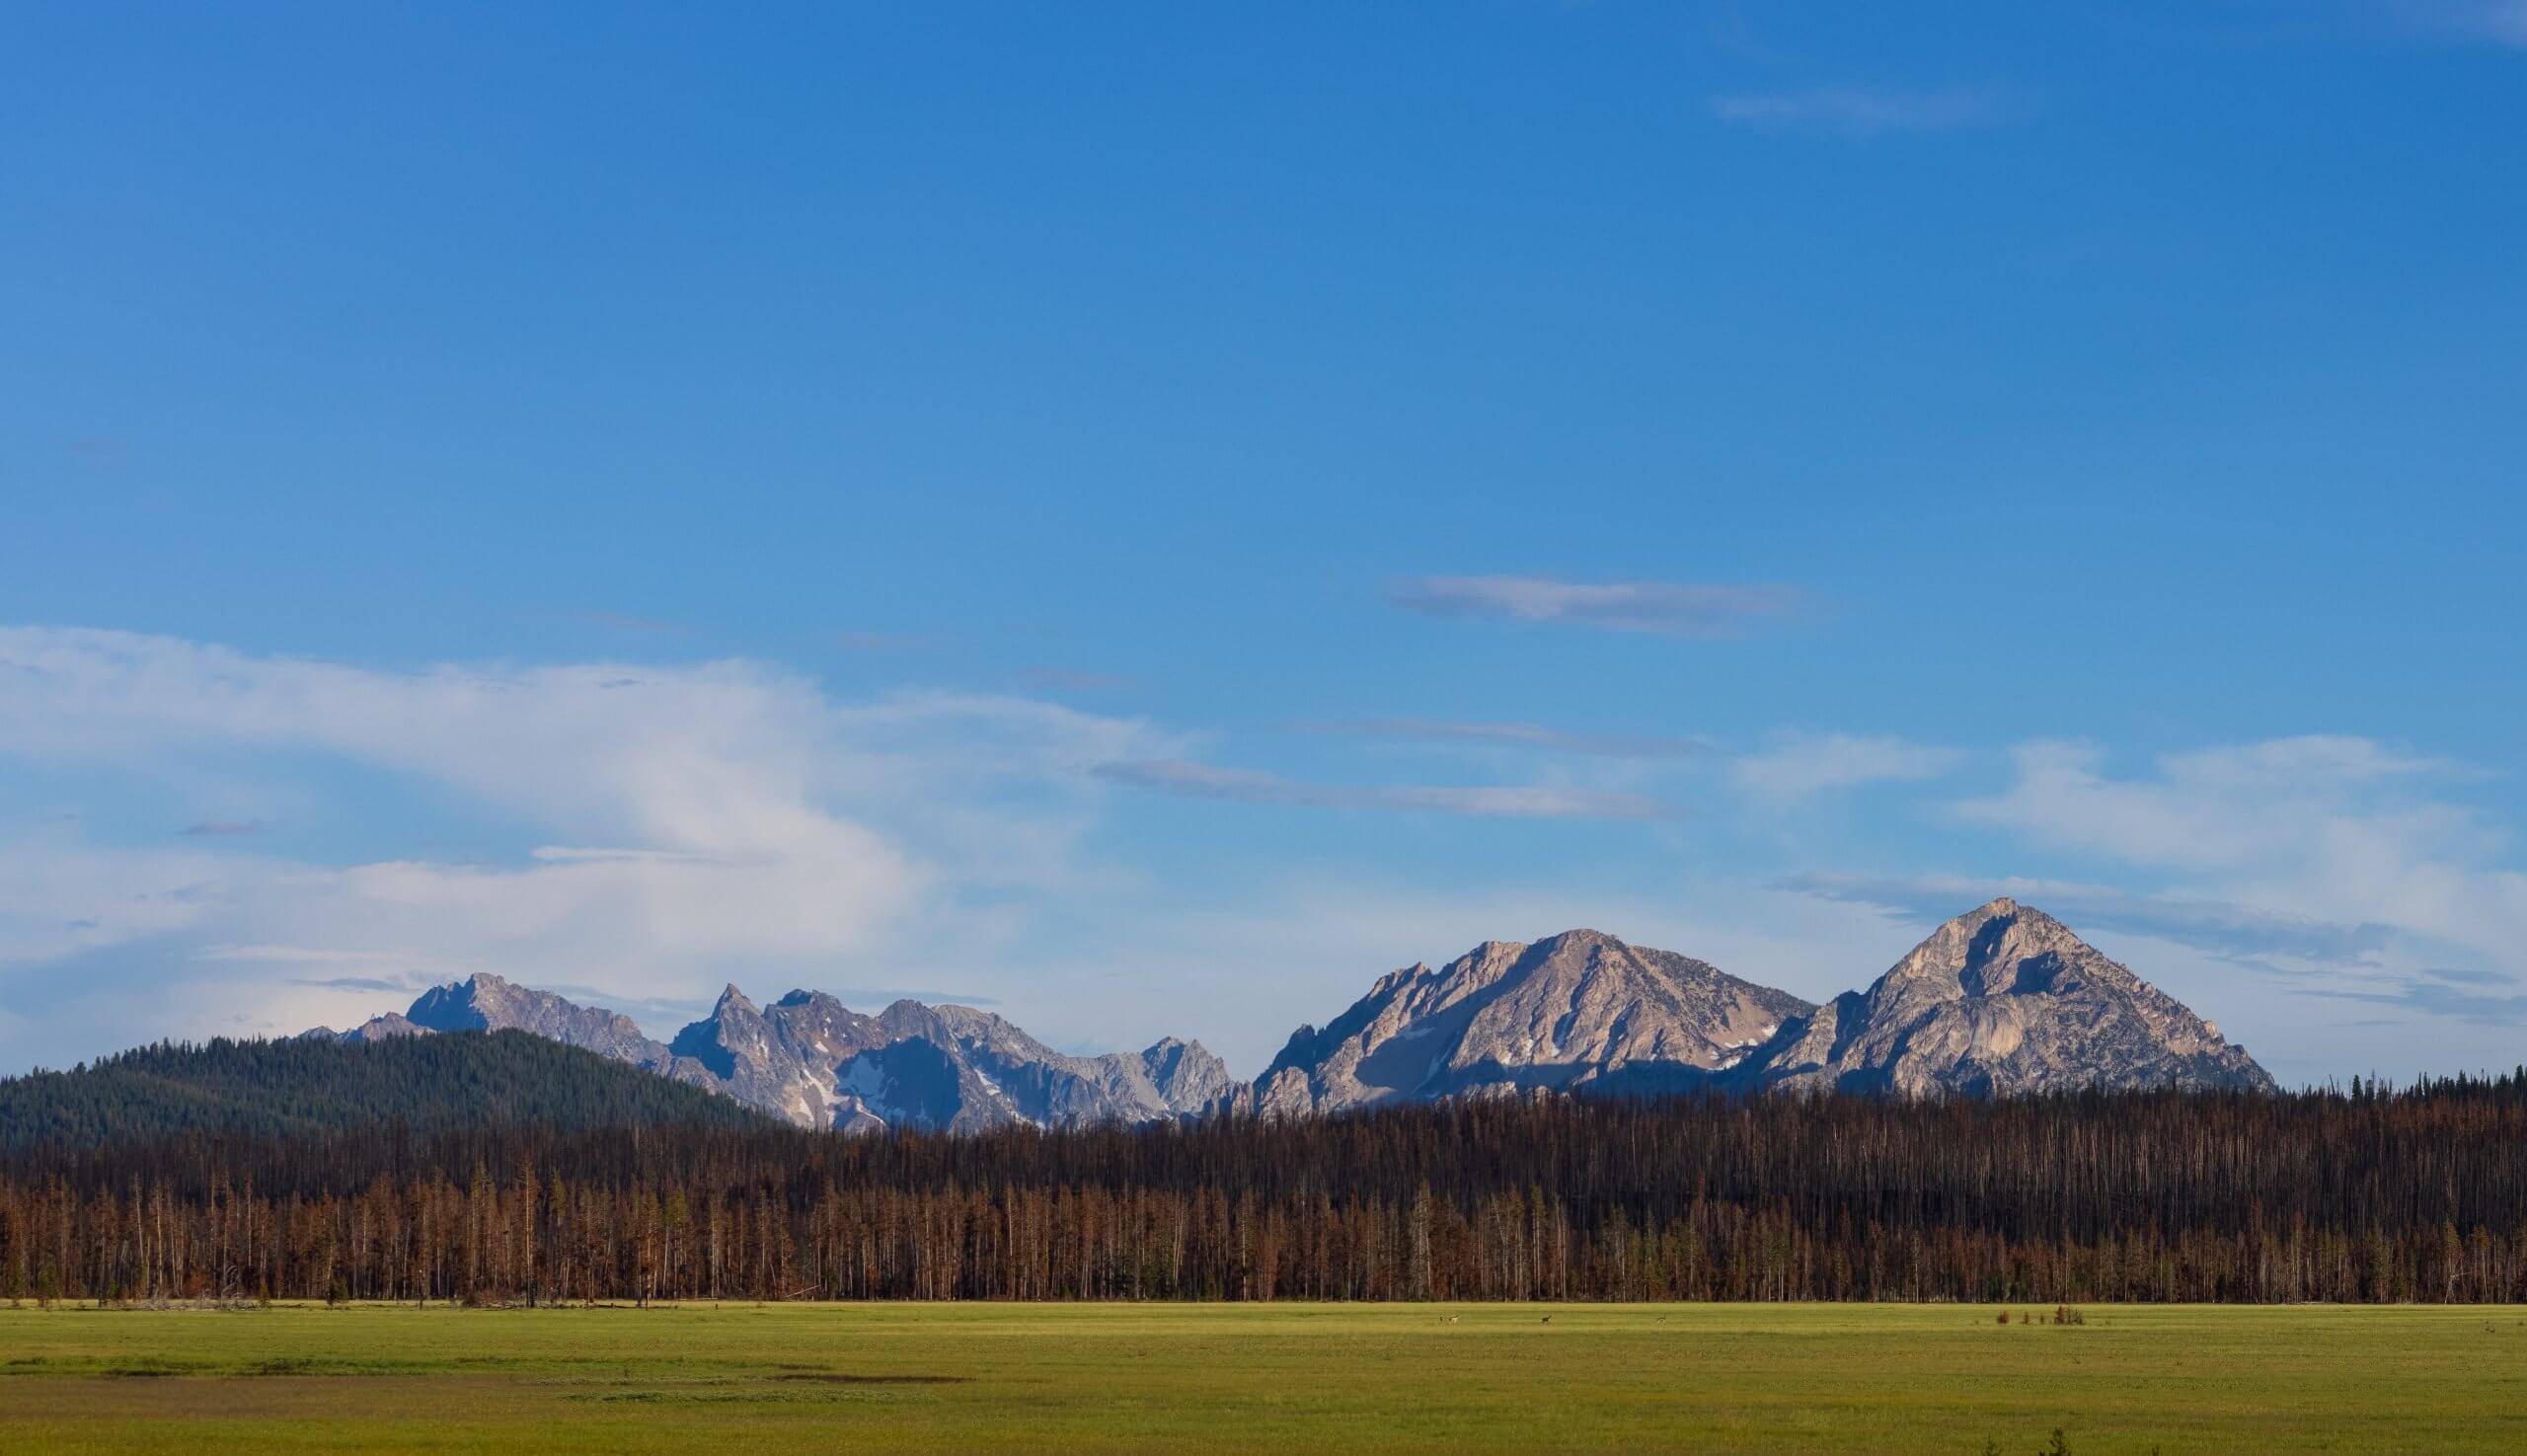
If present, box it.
[0,1030,766,1149]
[1252,929,1814,1114]
[1740,897,2275,1096]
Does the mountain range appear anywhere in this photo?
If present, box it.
[314,976,1234,1132]
[299,897,2274,1130]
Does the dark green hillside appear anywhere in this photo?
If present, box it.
[0,1030,763,1149]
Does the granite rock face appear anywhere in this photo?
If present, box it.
[406,974,691,1074]
[1250,929,1814,1115]
[1738,897,2276,1096]
[1140,1036,1238,1111]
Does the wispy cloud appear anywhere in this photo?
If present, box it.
[1927,734,2527,1008]
[1310,719,1709,760]
[1093,759,1686,821]
[180,818,273,837]
[1385,575,1806,637]
[1711,86,2014,137]
[2416,964,2517,987]
[2291,974,2527,1027]
[1778,871,2393,968]
[2471,1,2527,43]
[2398,1,2527,47]
[1954,736,2476,875]
[283,974,424,994]
[194,944,406,965]
[1732,733,1963,802]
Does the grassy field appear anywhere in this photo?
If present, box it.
[2,1301,2522,1454]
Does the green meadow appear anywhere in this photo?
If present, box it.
[2,1302,2520,1454]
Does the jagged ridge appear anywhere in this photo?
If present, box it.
[331,974,1230,1133]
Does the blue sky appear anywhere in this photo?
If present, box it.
[3,3,2523,1085]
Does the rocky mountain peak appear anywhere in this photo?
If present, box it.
[1535,928,1618,951]
[1255,927,1815,1116]
[1743,899,2273,1097]
[1140,1035,1236,1111]
[303,1011,429,1043]
[670,985,779,1083]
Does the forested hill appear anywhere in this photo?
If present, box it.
[0,1030,765,1149]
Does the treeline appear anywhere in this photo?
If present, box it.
[0,1032,763,1149]
[6,1074,2527,1305]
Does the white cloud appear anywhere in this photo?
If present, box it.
[0,627,1182,1056]
[0,833,248,965]
[1383,575,1805,637]
[1954,735,2527,984]
[1956,736,2474,872]
[1731,732,1963,802]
